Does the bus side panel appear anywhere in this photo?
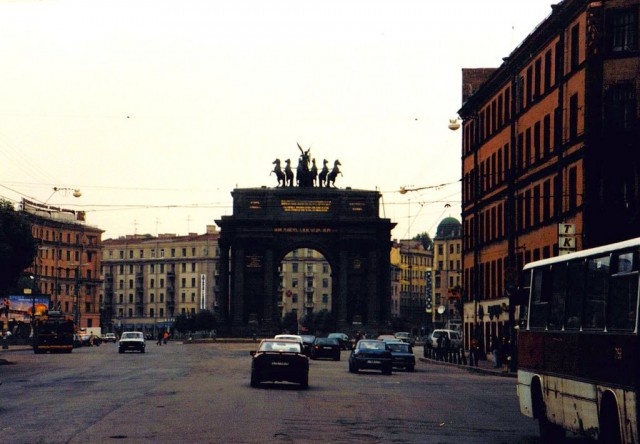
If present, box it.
[562,377,599,438]
[517,370,534,418]
[582,333,637,389]
[518,331,544,370]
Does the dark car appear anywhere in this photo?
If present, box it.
[118,331,145,353]
[250,339,309,388]
[348,339,393,375]
[328,332,350,350]
[310,337,341,361]
[385,340,416,371]
[300,335,316,356]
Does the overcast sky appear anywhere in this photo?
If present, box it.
[0,0,555,240]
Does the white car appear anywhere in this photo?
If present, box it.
[274,334,304,346]
[118,331,146,353]
[102,333,117,343]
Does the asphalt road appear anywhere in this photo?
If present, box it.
[0,341,542,444]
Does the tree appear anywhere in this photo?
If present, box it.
[281,311,298,334]
[413,232,433,251]
[0,199,36,294]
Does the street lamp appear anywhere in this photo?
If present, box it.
[43,187,82,205]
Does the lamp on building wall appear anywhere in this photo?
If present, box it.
[448,118,461,131]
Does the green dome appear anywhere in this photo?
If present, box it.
[435,217,461,239]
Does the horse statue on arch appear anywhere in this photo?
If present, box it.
[318,159,329,187]
[271,159,285,187]
[284,158,294,187]
[327,159,342,187]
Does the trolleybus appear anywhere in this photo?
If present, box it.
[517,237,639,443]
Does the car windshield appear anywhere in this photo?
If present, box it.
[359,341,385,350]
[260,341,301,353]
[316,338,338,345]
[387,342,410,352]
[121,332,142,339]
[451,332,460,340]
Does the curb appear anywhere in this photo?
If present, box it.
[419,357,516,378]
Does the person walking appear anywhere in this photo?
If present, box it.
[163,331,169,344]
[469,337,479,367]
[157,331,163,346]
[491,335,500,368]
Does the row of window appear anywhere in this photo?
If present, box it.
[527,249,639,332]
[108,245,218,260]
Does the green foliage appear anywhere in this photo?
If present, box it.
[413,232,433,250]
[0,199,37,293]
[281,311,298,333]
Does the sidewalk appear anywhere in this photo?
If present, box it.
[419,353,516,378]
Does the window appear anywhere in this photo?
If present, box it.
[609,9,637,53]
[584,255,609,330]
[569,93,579,140]
[570,24,580,71]
[608,251,638,331]
[605,83,636,131]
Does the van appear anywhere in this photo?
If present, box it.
[426,329,462,350]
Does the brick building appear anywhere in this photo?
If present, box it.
[21,199,103,329]
[457,0,640,353]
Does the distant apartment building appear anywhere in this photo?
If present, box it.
[21,199,103,329]
[278,248,333,320]
[100,226,221,333]
[431,217,462,330]
[394,239,432,333]
[458,0,640,353]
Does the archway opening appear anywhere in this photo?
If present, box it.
[277,247,334,335]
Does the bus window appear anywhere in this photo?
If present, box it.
[564,259,586,330]
[529,267,551,329]
[548,264,567,330]
[608,251,638,331]
[584,255,609,330]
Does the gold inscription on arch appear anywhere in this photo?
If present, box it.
[280,199,331,213]
[273,227,334,234]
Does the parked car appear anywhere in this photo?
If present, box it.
[376,334,396,342]
[250,339,309,388]
[348,339,393,375]
[300,335,316,356]
[79,333,101,346]
[385,340,416,371]
[310,337,341,361]
[393,331,415,346]
[118,331,146,353]
[102,333,117,343]
[328,332,350,350]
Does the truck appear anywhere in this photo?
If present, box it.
[32,311,74,354]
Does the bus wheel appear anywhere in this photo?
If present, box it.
[599,395,622,444]
[532,381,564,442]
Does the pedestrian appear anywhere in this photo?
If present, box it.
[163,331,169,344]
[443,334,451,362]
[491,335,500,368]
[157,331,163,346]
[3,297,10,319]
[501,337,512,373]
[469,337,479,367]
[89,332,94,346]
[436,333,444,361]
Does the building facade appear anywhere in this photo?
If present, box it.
[21,199,103,329]
[395,239,432,335]
[277,248,333,319]
[431,217,463,330]
[458,0,640,353]
[100,226,221,334]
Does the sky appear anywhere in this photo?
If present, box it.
[0,0,555,241]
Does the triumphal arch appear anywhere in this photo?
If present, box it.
[215,146,396,335]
